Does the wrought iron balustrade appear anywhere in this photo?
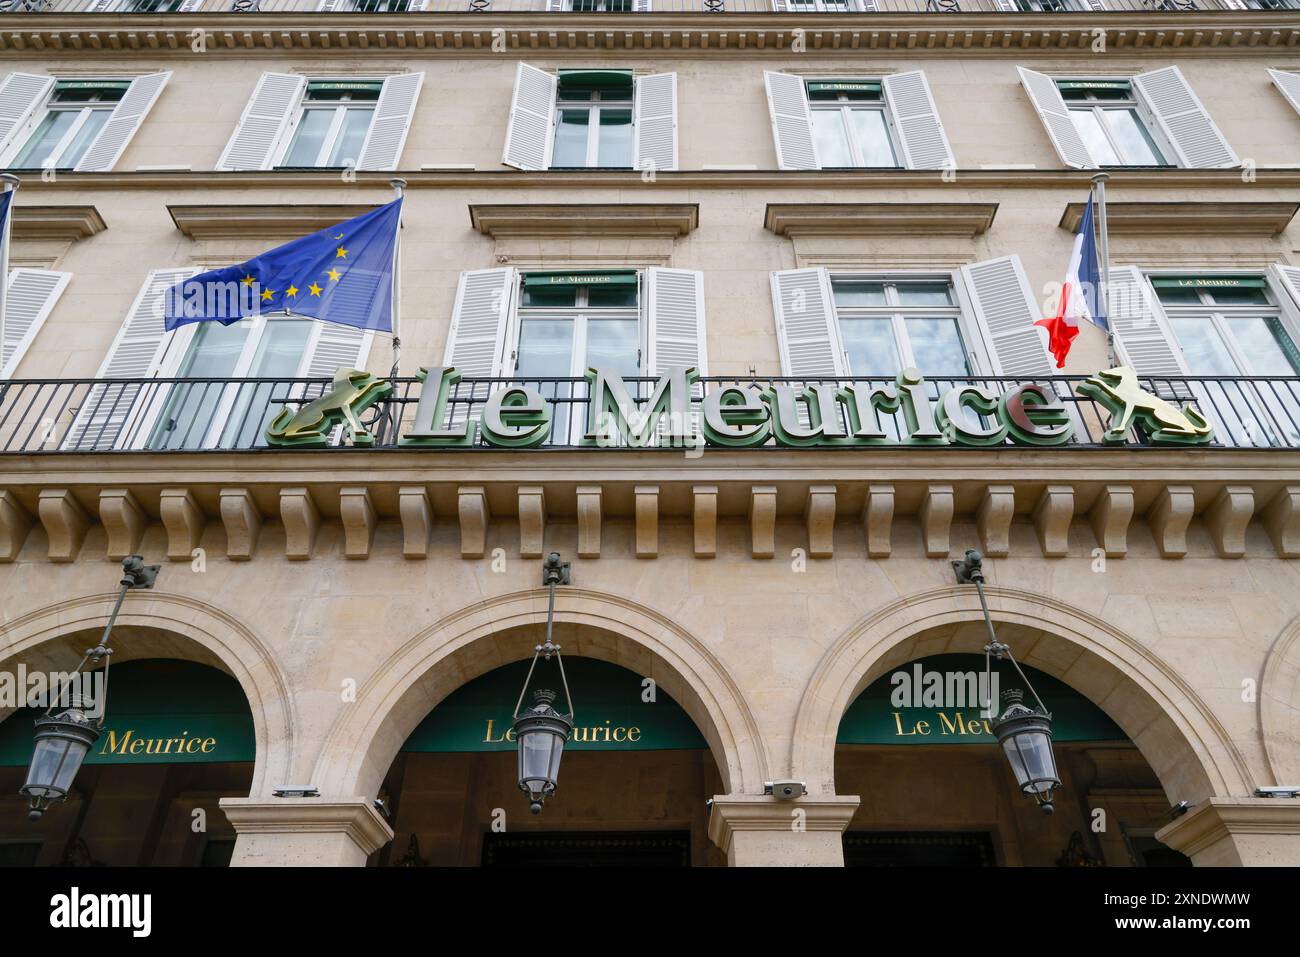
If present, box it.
[0,373,1296,453]
[0,0,1286,14]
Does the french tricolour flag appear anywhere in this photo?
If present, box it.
[1036,194,1109,369]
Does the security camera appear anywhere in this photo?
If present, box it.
[764,780,807,801]
[1170,800,1192,818]
[373,798,389,816]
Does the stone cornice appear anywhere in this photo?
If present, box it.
[470,202,698,238]
[169,203,376,239]
[218,797,395,855]
[1156,797,1300,861]
[10,204,106,241]
[0,13,1297,59]
[708,794,861,854]
[9,167,1300,192]
[766,201,997,237]
[1060,200,1299,235]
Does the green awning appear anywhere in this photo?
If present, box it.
[1151,276,1268,289]
[807,80,882,95]
[523,270,639,289]
[306,80,385,94]
[557,69,634,91]
[54,79,133,93]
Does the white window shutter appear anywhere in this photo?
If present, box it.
[546,0,566,9]
[632,0,652,9]
[300,322,373,379]
[959,255,1054,377]
[1106,266,1188,375]
[764,71,818,171]
[356,72,423,171]
[1268,263,1300,315]
[74,72,171,173]
[882,70,955,170]
[994,0,1017,8]
[1133,66,1239,169]
[444,268,515,377]
[216,72,306,172]
[633,72,677,173]
[771,0,791,9]
[63,267,198,451]
[502,64,557,171]
[0,73,54,156]
[1,268,70,378]
[646,268,707,376]
[1016,67,1094,170]
[317,0,351,9]
[1269,69,1300,118]
[771,268,845,378]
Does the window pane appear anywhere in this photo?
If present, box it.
[326,107,373,167]
[149,321,251,450]
[905,317,969,375]
[1155,286,1203,306]
[847,108,897,167]
[596,109,633,167]
[586,319,640,377]
[1069,109,1121,166]
[1208,287,1269,307]
[832,282,887,307]
[517,319,575,378]
[896,282,953,307]
[282,109,334,167]
[1225,317,1300,376]
[57,109,110,168]
[552,109,590,167]
[222,320,317,449]
[11,110,78,168]
[811,110,853,167]
[1169,317,1239,375]
[521,285,578,308]
[586,286,638,308]
[1102,109,1164,166]
[840,318,901,376]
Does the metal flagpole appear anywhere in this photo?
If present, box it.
[389,177,406,379]
[0,173,19,359]
[1090,170,1115,369]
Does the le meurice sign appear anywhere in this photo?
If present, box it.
[265,364,1215,450]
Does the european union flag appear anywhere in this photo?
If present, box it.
[164,197,402,334]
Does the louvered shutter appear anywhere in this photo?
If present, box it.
[299,322,373,380]
[356,72,423,171]
[1016,67,1094,170]
[317,0,350,9]
[960,255,1054,377]
[216,72,306,172]
[633,73,677,173]
[646,268,706,376]
[74,72,171,172]
[764,71,818,171]
[1269,69,1300,118]
[882,70,955,170]
[502,64,556,171]
[1133,66,1239,169]
[1,268,70,378]
[546,0,566,9]
[63,268,198,451]
[771,268,845,378]
[1269,263,1300,317]
[632,0,652,8]
[0,73,54,156]
[1106,266,1187,375]
[444,268,515,376]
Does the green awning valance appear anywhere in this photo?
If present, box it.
[1151,276,1268,289]
[1058,80,1131,92]
[523,270,639,289]
[557,69,634,91]
[55,79,133,92]
[307,80,385,94]
[807,80,882,95]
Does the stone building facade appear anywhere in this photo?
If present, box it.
[0,0,1299,867]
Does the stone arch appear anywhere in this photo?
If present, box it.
[1260,612,1300,786]
[0,591,295,797]
[312,587,768,800]
[792,585,1253,803]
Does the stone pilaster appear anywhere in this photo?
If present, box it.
[707,794,860,867]
[1155,798,1300,866]
[220,798,394,868]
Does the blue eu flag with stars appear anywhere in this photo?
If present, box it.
[164,198,402,334]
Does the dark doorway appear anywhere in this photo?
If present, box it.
[843,831,997,867]
[482,831,691,867]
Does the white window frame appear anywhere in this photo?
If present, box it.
[507,273,644,377]
[806,79,901,169]
[551,84,636,170]
[828,272,993,376]
[1056,78,1172,168]
[0,80,124,170]
[277,79,383,169]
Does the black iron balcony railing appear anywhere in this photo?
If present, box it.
[0,373,1296,453]
[0,0,1286,14]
